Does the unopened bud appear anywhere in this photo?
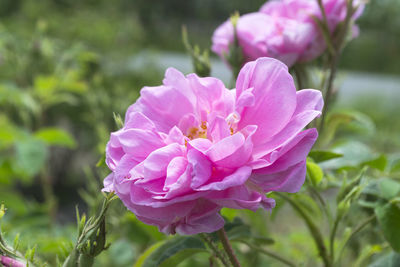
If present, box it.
[337,200,351,220]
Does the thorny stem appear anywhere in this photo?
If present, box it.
[276,192,332,267]
[217,228,242,267]
[200,234,230,267]
[239,240,297,267]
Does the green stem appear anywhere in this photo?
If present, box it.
[200,234,230,267]
[318,0,354,135]
[293,65,304,90]
[217,228,242,267]
[62,250,79,267]
[276,192,332,267]
[78,254,94,267]
[318,54,338,134]
[329,216,340,262]
[316,0,335,56]
[239,240,296,267]
[317,0,329,31]
[335,0,355,52]
[307,186,333,225]
[336,215,376,265]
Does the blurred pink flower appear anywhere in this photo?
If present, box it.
[103,58,323,235]
[212,13,315,67]
[0,256,25,267]
[212,0,364,67]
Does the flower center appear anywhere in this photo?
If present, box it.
[186,121,207,140]
[226,111,240,134]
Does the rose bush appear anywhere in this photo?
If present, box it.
[103,57,323,235]
[212,0,364,67]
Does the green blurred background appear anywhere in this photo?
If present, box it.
[0,0,399,266]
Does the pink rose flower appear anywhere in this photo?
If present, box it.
[212,0,364,67]
[261,0,365,62]
[212,13,315,67]
[103,57,323,235]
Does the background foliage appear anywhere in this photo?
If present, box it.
[0,0,399,266]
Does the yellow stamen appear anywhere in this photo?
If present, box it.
[186,122,208,140]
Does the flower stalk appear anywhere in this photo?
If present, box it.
[217,228,242,267]
[318,0,355,134]
[182,25,211,77]
[276,192,331,267]
[336,214,376,265]
[200,234,230,267]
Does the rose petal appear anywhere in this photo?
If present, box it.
[236,58,297,144]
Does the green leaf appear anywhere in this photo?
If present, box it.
[362,154,388,172]
[224,217,274,245]
[358,199,379,209]
[134,236,207,267]
[368,252,400,267]
[34,128,77,149]
[306,159,324,186]
[223,217,246,232]
[309,150,343,163]
[134,241,164,267]
[220,208,238,222]
[34,75,58,94]
[321,141,376,170]
[0,116,23,149]
[13,137,48,178]
[375,202,400,252]
[320,110,375,145]
[122,213,165,242]
[0,159,14,184]
[159,248,207,267]
[321,112,354,145]
[0,190,28,215]
[108,239,135,267]
[362,178,400,201]
[226,225,251,241]
[379,179,400,200]
[341,110,376,136]
[96,154,106,168]
[390,159,400,174]
[113,112,124,129]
